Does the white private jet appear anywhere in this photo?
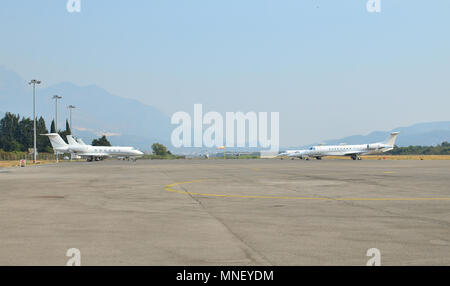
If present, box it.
[279,132,399,161]
[42,133,144,162]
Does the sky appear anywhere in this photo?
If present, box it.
[0,0,449,146]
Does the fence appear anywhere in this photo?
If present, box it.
[0,153,57,161]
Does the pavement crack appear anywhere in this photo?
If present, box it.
[160,168,272,266]
[180,183,273,266]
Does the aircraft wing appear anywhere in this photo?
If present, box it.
[76,153,110,157]
[343,150,365,156]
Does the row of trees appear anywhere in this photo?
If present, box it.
[386,142,450,155]
[0,112,116,154]
[50,119,71,140]
[0,112,55,153]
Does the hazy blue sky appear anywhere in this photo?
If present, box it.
[1,0,449,146]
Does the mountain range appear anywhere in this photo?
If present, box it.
[0,66,171,152]
[1,66,449,152]
[288,121,450,150]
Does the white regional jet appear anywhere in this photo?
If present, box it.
[43,133,144,162]
[279,132,399,161]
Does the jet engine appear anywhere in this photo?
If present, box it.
[367,144,382,150]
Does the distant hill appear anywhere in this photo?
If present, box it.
[289,121,450,149]
[2,66,449,152]
[0,66,172,151]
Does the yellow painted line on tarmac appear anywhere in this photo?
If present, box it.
[164,180,450,202]
[383,171,396,174]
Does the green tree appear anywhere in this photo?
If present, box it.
[66,120,71,135]
[0,113,52,152]
[92,135,111,146]
[58,119,71,143]
[0,113,20,151]
[386,141,450,155]
[36,116,51,152]
[152,143,169,156]
[0,113,52,153]
[18,117,33,151]
[50,120,56,133]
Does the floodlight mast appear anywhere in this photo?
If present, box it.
[52,95,62,162]
[29,79,41,163]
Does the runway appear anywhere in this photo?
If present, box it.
[0,159,449,265]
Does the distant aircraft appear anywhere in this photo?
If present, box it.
[278,149,312,160]
[42,133,144,162]
[279,132,399,161]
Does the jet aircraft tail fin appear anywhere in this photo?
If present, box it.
[383,132,400,146]
[66,135,80,146]
[41,133,68,149]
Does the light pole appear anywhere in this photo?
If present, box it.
[52,95,62,162]
[68,105,76,135]
[29,79,41,163]
[52,95,62,132]
[67,105,76,161]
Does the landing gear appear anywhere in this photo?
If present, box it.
[316,157,322,160]
[87,156,103,162]
[351,155,362,160]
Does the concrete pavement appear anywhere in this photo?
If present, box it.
[0,159,449,265]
